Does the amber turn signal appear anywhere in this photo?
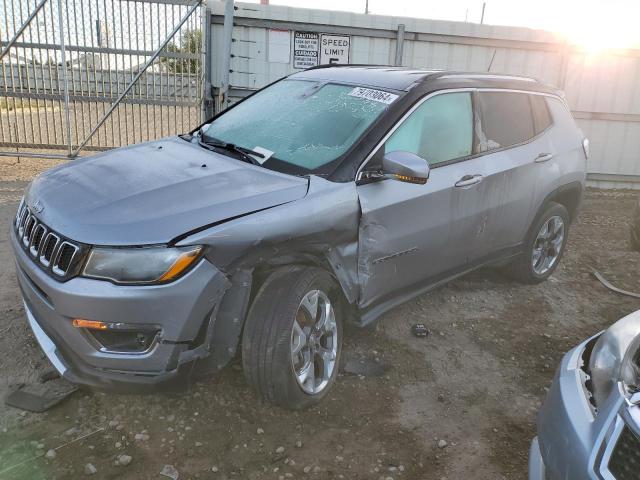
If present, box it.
[392,173,427,185]
[72,319,109,330]
[157,246,203,282]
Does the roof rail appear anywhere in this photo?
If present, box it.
[303,63,395,71]
[433,72,537,82]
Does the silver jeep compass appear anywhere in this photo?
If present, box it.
[11,66,587,409]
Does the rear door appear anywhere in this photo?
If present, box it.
[465,91,555,260]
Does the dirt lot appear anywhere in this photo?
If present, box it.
[1,157,639,480]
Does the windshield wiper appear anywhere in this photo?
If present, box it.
[198,137,264,166]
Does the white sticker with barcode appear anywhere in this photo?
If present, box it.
[348,87,398,104]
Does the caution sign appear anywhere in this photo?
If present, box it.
[320,34,350,65]
[293,31,319,69]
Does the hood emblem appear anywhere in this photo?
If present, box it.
[31,200,44,213]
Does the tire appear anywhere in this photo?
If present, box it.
[506,202,570,284]
[241,266,344,409]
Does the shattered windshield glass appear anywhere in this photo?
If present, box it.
[202,79,393,173]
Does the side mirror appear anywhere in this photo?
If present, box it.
[382,151,430,184]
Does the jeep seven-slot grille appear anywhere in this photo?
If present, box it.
[14,200,86,281]
[609,425,640,479]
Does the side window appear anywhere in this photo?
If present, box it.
[477,92,535,152]
[384,92,473,166]
[531,95,553,134]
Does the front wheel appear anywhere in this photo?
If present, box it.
[506,202,570,284]
[241,267,343,409]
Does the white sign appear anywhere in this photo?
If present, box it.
[268,29,291,64]
[293,31,319,69]
[348,87,399,105]
[320,34,350,65]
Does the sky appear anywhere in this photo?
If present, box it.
[244,0,640,50]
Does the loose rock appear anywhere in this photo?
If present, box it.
[84,463,97,475]
[160,464,179,480]
[116,454,132,466]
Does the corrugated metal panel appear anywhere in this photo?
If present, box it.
[564,53,640,115]
[577,119,640,176]
[207,0,640,186]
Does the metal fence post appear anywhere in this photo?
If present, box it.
[221,0,234,110]
[202,5,214,120]
[394,24,405,66]
[56,0,73,157]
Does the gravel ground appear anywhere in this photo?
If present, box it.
[1,160,639,480]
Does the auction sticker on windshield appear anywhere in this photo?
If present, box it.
[348,87,398,104]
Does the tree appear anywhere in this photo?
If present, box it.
[161,29,201,74]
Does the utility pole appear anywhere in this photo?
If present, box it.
[365,0,369,14]
[480,2,486,24]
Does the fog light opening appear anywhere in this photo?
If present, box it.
[72,319,160,353]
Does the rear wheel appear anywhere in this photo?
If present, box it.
[241,267,343,409]
[507,202,570,284]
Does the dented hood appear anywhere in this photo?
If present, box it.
[25,137,309,246]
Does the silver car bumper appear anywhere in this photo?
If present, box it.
[528,437,546,480]
[24,300,67,376]
[532,334,640,480]
[12,228,230,391]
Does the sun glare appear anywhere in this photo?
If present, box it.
[557,7,639,52]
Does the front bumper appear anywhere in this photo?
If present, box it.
[12,229,230,392]
[528,437,546,480]
[532,334,640,480]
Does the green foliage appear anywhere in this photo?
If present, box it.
[160,29,201,74]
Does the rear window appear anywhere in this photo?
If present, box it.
[477,92,535,152]
[531,95,553,134]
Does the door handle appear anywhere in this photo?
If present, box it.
[454,174,483,187]
[534,153,554,163]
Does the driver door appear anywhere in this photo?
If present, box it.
[356,91,485,308]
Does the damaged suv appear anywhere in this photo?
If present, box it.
[12,66,587,408]
[530,310,640,479]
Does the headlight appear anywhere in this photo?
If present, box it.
[82,245,203,284]
[589,311,640,408]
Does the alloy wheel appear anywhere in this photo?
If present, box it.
[290,289,338,395]
[531,215,565,275]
